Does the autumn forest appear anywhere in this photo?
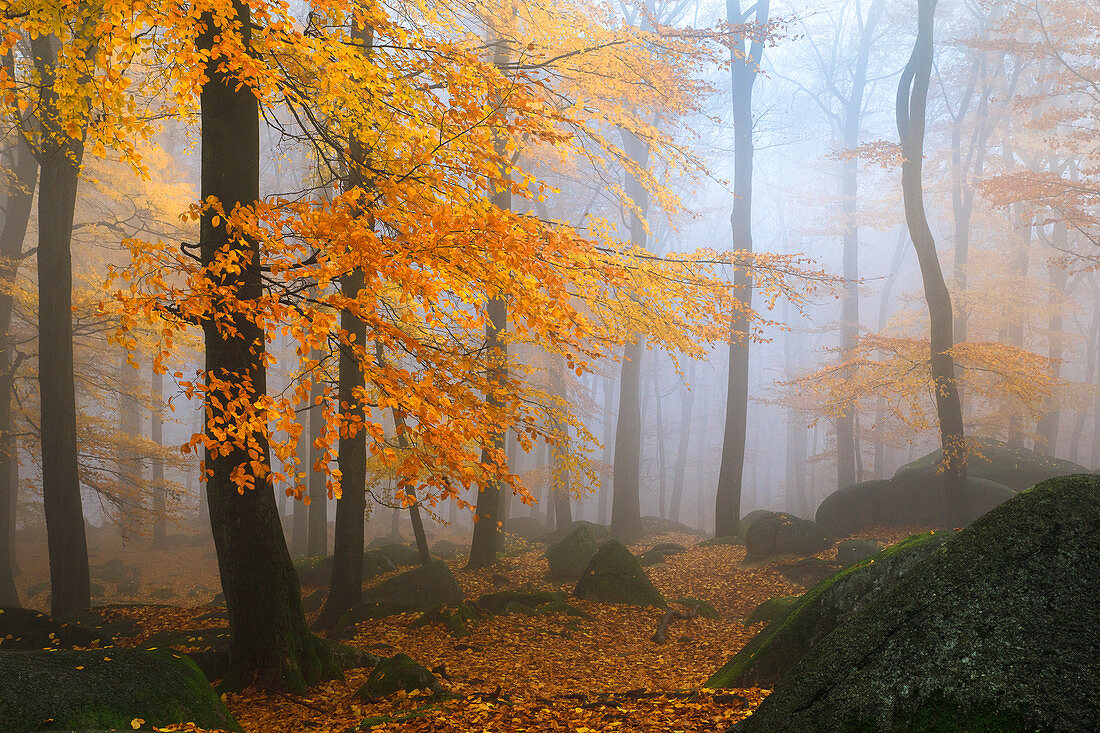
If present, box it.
[0,0,1097,731]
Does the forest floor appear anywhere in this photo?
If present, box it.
[12,522,923,732]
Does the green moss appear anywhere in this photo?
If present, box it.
[477,590,563,615]
[0,648,240,732]
[836,538,883,566]
[573,541,665,608]
[355,653,442,699]
[546,525,601,578]
[708,531,953,689]
[744,596,800,626]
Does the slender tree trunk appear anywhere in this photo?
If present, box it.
[316,270,367,628]
[0,76,36,605]
[307,361,327,557]
[198,2,336,690]
[1005,202,1030,448]
[669,362,694,524]
[716,0,769,538]
[598,373,615,525]
[897,0,968,526]
[151,365,167,548]
[652,368,668,519]
[33,32,91,616]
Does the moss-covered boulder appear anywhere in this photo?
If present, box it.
[708,530,955,689]
[639,516,705,536]
[0,607,105,650]
[546,524,602,578]
[815,475,1014,536]
[894,437,1088,491]
[360,560,462,609]
[638,542,688,566]
[740,509,776,536]
[731,475,1100,732]
[836,538,883,566]
[0,648,240,731]
[573,541,665,607]
[744,513,833,562]
[355,653,442,699]
[697,535,743,547]
[744,596,800,626]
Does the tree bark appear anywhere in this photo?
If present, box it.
[198,2,337,691]
[896,0,968,526]
[467,296,507,567]
[716,0,769,538]
[33,32,91,616]
[0,66,37,605]
[611,127,650,541]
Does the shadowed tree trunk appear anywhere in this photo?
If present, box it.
[897,0,968,526]
[0,66,36,605]
[467,28,512,568]
[317,16,374,629]
[33,31,91,616]
[198,2,337,691]
[611,127,650,541]
[716,0,769,538]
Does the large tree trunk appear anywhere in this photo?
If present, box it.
[198,2,336,691]
[716,0,769,538]
[467,296,507,567]
[33,32,91,616]
[611,128,650,541]
[669,362,694,524]
[896,0,968,526]
[150,365,167,548]
[0,69,37,606]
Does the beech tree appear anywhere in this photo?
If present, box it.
[897,0,968,524]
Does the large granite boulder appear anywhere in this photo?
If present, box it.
[731,474,1100,732]
[709,530,955,689]
[744,513,832,562]
[0,648,240,731]
[359,560,462,609]
[815,475,1014,536]
[546,523,603,579]
[573,541,665,607]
